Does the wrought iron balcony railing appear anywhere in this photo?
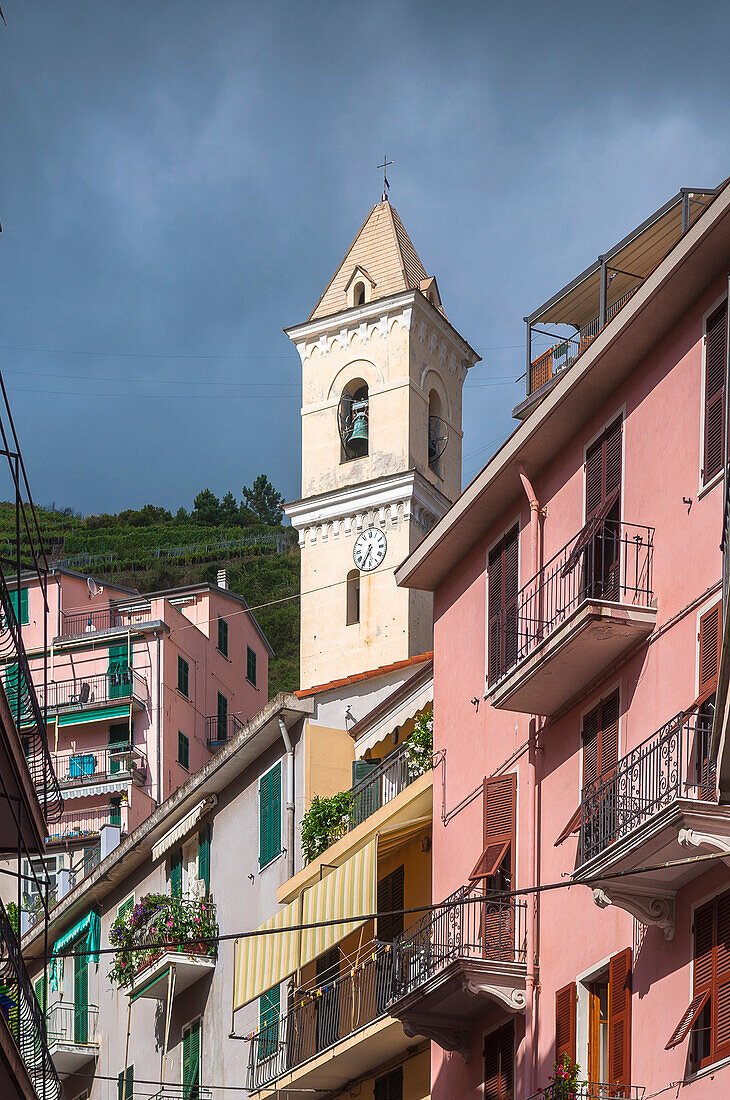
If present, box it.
[490,519,654,685]
[46,805,126,844]
[114,895,218,989]
[246,941,392,1091]
[51,743,146,786]
[579,710,715,866]
[37,669,147,716]
[349,739,426,828]
[46,1001,98,1047]
[58,606,154,639]
[205,712,244,747]
[392,885,527,1002]
[548,1085,645,1100]
[0,900,61,1100]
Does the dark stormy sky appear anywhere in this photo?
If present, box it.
[1,1,729,514]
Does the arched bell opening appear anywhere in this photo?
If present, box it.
[338,378,369,461]
[346,569,361,625]
[428,390,448,476]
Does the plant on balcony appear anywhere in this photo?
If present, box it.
[539,1055,585,1099]
[108,893,218,988]
[300,791,352,864]
[407,709,433,780]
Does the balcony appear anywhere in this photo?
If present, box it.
[123,897,218,1001]
[57,606,154,641]
[0,901,61,1100]
[46,805,127,845]
[487,519,656,717]
[51,744,146,790]
[205,713,244,748]
[38,670,147,721]
[247,942,412,1097]
[389,886,527,1060]
[576,710,730,939]
[46,1003,98,1077]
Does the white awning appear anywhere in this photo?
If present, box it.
[152,797,216,861]
[62,779,129,800]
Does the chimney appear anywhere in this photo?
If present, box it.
[217,569,228,590]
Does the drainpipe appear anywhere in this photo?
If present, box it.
[516,460,542,1096]
[278,717,295,878]
[155,631,162,805]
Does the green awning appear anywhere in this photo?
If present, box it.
[58,703,130,727]
[50,910,100,991]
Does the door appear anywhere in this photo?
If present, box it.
[73,948,88,1044]
[587,978,609,1093]
[351,758,380,825]
[108,644,130,699]
[584,418,622,601]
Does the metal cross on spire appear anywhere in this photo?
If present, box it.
[378,155,393,202]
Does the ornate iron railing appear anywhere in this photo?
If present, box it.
[46,805,126,844]
[46,1001,99,1047]
[37,669,147,715]
[58,605,155,639]
[579,711,715,865]
[205,712,244,747]
[491,519,654,684]
[0,565,63,822]
[392,885,527,1001]
[0,900,61,1100]
[51,743,146,786]
[246,942,392,1091]
[349,739,426,829]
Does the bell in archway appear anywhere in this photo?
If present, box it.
[348,411,369,446]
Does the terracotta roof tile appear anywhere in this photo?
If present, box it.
[295,651,433,698]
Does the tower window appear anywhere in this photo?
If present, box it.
[428,390,447,475]
[353,281,366,307]
[338,379,369,461]
[346,570,360,625]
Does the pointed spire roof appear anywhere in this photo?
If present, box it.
[308,200,434,321]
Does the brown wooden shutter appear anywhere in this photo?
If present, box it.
[472,773,516,884]
[585,418,623,521]
[608,948,632,1089]
[582,706,599,787]
[698,602,722,702]
[704,301,727,484]
[555,805,582,846]
[598,691,620,776]
[555,982,576,1063]
[666,990,710,1049]
[694,900,715,995]
[483,1021,514,1100]
[715,891,730,1060]
[488,541,503,685]
[487,526,519,684]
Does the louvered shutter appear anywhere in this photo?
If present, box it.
[598,691,620,776]
[704,302,727,484]
[198,824,210,897]
[715,891,730,1060]
[73,950,88,1044]
[118,1066,133,1100]
[170,848,182,898]
[487,526,519,684]
[582,707,599,787]
[472,773,516,880]
[183,1019,200,1100]
[377,865,404,944]
[503,528,519,672]
[374,1067,403,1100]
[698,603,722,702]
[488,542,503,684]
[483,1021,514,1100]
[586,419,622,521]
[608,948,632,1089]
[555,982,576,1063]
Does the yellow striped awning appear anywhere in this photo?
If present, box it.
[232,897,301,1011]
[299,838,377,969]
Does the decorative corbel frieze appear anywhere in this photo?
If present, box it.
[461,976,527,1013]
[593,887,675,941]
[402,1019,472,1062]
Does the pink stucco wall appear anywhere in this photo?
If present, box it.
[429,274,729,1097]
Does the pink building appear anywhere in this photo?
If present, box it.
[7,567,271,915]
[390,183,730,1098]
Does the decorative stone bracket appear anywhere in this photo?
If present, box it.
[593,886,675,941]
[678,827,730,862]
[402,1018,472,1062]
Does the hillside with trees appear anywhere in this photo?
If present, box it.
[2,475,300,694]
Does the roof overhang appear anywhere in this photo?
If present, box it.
[396,179,730,593]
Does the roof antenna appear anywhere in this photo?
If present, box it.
[378,154,393,202]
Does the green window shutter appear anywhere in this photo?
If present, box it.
[258,985,280,1061]
[118,896,134,923]
[118,1065,133,1100]
[34,976,45,1013]
[178,656,189,697]
[351,759,381,825]
[4,662,29,722]
[170,847,183,897]
[9,588,29,626]
[259,763,281,867]
[217,618,228,658]
[73,949,89,1044]
[109,797,121,827]
[217,693,227,740]
[247,646,257,686]
[178,731,189,769]
[108,644,131,700]
[182,1019,201,1100]
[198,825,210,897]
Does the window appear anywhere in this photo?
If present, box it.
[353,281,366,307]
[108,644,131,699]
[428,389,444,474]
[178,731,190,770]
[483,1021,513,1100]
[247,646,257,687]
[109,797,121,827]
[182,1019,201,1100]
[564,951,632,1091]
[259,763,281,867]
[216,692,227,740]
[198,824,211,897]
[377,865,404,944]
[487,525,519,684]
[217,617,228,658]
[469,772,516,896]
[555,983,576,1064]
[346,570,360,625]
[109,722,130,775]
[178,655,189,697]
[582,691,620,788]
[374,1066,403,1100]
[117,1065,133,1100]
[23,855,57,907]
[9,587,29,625]
[583,417,622,599]
[670,889,730,1070]
[118,895,134,923]
[170,847,183,898]
[258,985,280,1062]
[703,301,727,485]
[73,935,89,1043]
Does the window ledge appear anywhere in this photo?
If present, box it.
[684,1052,730,1084]
[259,851,284,874]
[699,470,723,501]
[217,649,230,662]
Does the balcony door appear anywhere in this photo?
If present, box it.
[108,644,130,700]
[314,947,340,1052]
[73,946,88,1044]
[584,417,622,602]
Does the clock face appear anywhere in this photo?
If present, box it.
[353,528,387,572]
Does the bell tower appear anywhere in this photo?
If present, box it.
[284,198,479,687]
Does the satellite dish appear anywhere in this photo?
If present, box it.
[87,577,103,599]
[428,416,449,465]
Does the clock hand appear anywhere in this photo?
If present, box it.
[362,546,372,566]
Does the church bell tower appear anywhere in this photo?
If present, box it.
[284,196,479,688]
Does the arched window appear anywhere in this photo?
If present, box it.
[346,569,360,625]
[338,378,369,461]
[353,281,366,307]
[428,390,446,475]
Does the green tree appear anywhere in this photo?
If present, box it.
[241,474,284,526]
[220,491,239,524]
[193,488,222,525]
